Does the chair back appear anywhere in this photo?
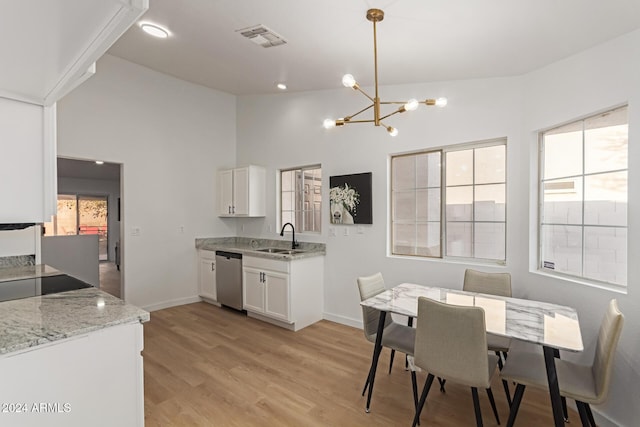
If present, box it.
[414,297,492,388]
[591,299,624,403]
[463,269,512,297]
[357,273,392,341]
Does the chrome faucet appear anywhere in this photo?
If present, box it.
[280,222,299,249]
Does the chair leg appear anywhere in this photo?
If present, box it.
[496,351,504,370]
[410,371,420,426]
[389,349,395,374]
[412,374,434,427]
[506,384,526,427]
[486,387,501,425]
[501,378,512,406]
[585,403,596,427]
[576,401,591,427]
[471,387,484,427]
[406,318,414,370]
[438,377,446,392]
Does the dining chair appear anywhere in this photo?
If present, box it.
[500,299,624,427]
[412,297,501,427]
[463,268,513,405]
[357,273,419,412]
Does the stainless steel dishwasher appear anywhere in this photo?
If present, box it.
[215,251,244,311]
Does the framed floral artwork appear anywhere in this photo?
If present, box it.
[329,172,372,224]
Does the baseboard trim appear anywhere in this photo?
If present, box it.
[141,296,202,312]
[322,312,362,329]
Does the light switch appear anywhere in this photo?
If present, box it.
[131,226,141,237]
[343,228,349,236]
[329,228,336,237]
[357,226,364,234]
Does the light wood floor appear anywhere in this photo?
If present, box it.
[143,302,576,426]
[99,261,120,298]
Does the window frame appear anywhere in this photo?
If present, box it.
[537,105,628,289]
[390,138,507,264]
[279,164,322,234]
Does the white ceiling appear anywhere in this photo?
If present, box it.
[58,158,120,181]
[106,0,640,95]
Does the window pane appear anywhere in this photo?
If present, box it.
[542,177,583,225]
[427,152,441,188]
[584,172,627,226]
[585,107,628,174]
[393,156,416,190]
[446,150,473,186]
[446,222,472,257]
[475,145,505,184]
[584,226,626,284]
[541,225,582,276]
[56,194,77,235]
[544,125,582,179]
[280,166,321,233]
[417,223,441,257]
[475,223,505,260]
[446,186,472,221]
[393,223,416,255]
[281,170,294,192]
[475,184,505,222]
[282,191,294,211]
[393,190,417,221]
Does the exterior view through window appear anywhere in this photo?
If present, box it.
[280,166,322,233]
[391,139,506,262]
[44,194,109,261]
[540,105,628,287]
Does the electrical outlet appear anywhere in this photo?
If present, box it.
[178,225,185,234]
[131,226,141,237]
[357,226,364,234]
[343,227,349,236]
[329,227,336,237]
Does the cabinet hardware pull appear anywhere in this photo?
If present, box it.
[211,263,215,271]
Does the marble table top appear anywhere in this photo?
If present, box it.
[0,287,149,355]
[361,283,583,352]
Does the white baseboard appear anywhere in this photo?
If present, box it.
[323,312,362,329]
[141,296,202,312]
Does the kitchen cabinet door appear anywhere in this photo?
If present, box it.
[217,166,265,217]
[242,266,264,313]
[264,270,290,322]
[198,250,216,302]
[218,169,234,216]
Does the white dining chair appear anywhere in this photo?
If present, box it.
[500,299,624,427]
[412,297,501,427]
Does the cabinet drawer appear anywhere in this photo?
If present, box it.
[243,256,289,273]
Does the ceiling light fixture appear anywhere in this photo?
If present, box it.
[277,83,287,90]
[95,161,104,165]
[140,22,170,39]
[323,9,447,137]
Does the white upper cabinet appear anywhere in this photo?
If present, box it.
[0,0,148,105]
[218,166,266,217]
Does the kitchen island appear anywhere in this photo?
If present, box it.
[0,266,149,427]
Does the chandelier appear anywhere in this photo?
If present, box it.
[323,9,447,137]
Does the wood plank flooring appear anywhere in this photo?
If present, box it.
[144,302,575,426]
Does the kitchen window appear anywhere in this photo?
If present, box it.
[280,165,322,233]
[391,139,506,263]
[539,106,628,287]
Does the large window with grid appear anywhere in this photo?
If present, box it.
[539,106,628,287]
[280,165,322,233]
[391,140,506,262]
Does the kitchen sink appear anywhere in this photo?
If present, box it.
[256,248,288,253]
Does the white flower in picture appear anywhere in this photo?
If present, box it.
[330,183,360,224]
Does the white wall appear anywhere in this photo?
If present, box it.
[57,176,120,261]
[235,30,640,426]
[57,54,238,311]
[41,235,99,286]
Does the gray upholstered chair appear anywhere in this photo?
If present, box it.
[357,273,418,411]
[500,299,624,427]
[412,297,501,427]
[463,268,513,404]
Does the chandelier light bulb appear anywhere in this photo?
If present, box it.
[387,126,398,137]
[436,97,448,107]
[323,119,336,129]
[404,99,419,111]
[342,74,357,88]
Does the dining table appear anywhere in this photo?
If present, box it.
[360,283,584,427]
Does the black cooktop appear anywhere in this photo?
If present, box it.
[0,274,93,303]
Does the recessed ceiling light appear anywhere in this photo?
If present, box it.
[277,83,287,90]
[95,161,104,165]
[140,22,170,39]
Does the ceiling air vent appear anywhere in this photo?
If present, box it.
[236,25,287,48]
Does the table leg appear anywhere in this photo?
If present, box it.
[543,346,565,427]
[365,311,386,413]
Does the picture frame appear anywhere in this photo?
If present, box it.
[329,172,372,224]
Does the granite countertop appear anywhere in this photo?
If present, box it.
[0,287,149,355]
[195,237,326,260]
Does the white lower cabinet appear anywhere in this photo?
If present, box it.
[198,250,217,303]
[243,255,323,331]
